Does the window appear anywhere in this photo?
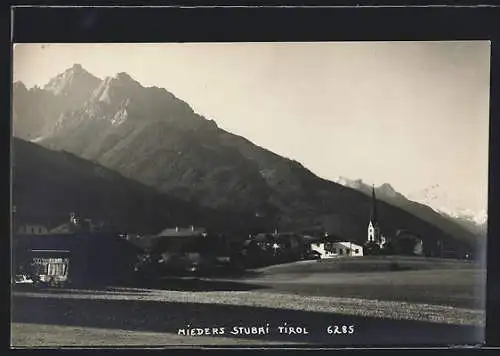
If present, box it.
[31,227,35,234]
[346,249,351,254]
[332,248,337,254]
[355,249,359,254]
[339,249,343,255]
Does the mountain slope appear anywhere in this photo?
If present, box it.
[12,65,478,256]
[12,138,266,234]
[333,177,486,240]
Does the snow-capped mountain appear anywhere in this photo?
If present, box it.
[406,184,487,226]
[436,207,487,226]
[335,177,487,226]
[333,176,487,238]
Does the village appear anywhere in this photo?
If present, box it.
[11,186,456,288]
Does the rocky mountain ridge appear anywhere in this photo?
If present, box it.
[12,65,481,256]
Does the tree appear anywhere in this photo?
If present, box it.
[364,241,381,255]
[413,239,424,256]
[392,235,422,256]
[381,241,396,255]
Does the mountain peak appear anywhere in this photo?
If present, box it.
[98,72,142,90]
[109,71,141,86]
[44,64,101,96]
[13,81,27,92]
[378,182,395,192]
[63,63,91,77]
[66,63,86,74]
[377,183,399,198]
[115,72,133,80]
[90,72,142,106]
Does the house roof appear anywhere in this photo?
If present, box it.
[16,222,48,227]
[302,235,322,242]
[253,233,272,241]
[13,232,142,255]
[49,218,104,234]
[14,216,66,231]
[333,241,364,248]
[312,240,363,248]
[50,222,78,234]
[156,227,206,237]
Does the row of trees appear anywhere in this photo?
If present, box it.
[364,235,424,256]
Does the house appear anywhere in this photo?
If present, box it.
[157,225,207,237]
[16,223,50,235]
[310,241,364,258]
[50,213,102,234]
[13,213,63,236]
[26,249,71,286]
[249,231,306,262]
[209,233,242,266]
[12,232,142,287]
[152,226,208,252]
[240,238,269,267]
[136,226,214,275]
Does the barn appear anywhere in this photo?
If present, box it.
[12,232,142,287]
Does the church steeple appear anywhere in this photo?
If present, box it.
[370,184,378,225]
[367,184,380,244]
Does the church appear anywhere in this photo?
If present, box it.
[367,185,387,248]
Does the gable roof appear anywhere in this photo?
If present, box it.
[156,227,206,237]
[14,215,66,231]
[50,222,78,234]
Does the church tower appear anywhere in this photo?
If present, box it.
[367,185,380,244]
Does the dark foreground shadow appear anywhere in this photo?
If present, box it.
[11,293,483,347]
[13,277,269,293]
[134,277,269,292]
[134,266,265,280]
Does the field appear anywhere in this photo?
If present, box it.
[235,256,486,309]
[11,256,486,347]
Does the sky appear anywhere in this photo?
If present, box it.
[12,41,491,214]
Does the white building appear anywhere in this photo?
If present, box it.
[311,241,364,258]
[367,185,388,248]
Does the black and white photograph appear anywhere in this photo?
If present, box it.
[10,41,489,347]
